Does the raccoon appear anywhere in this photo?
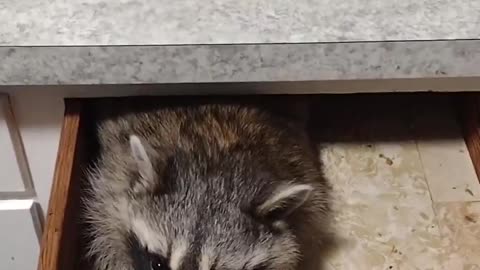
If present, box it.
[84,100,331,270]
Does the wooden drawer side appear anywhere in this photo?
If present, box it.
[38,100,86,270]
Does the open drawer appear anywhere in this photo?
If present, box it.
[36,95,313,270]
[38,94,480,270]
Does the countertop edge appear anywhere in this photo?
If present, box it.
[1,40,480,87]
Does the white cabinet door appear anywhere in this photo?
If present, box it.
[8,91,64,212]
[0,95,31,192]
[0,94,41,270]
[0,199,42,270]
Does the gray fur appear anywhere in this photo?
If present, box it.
[84,102,331,270]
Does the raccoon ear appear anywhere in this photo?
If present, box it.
[129,135,156,191]
[256,184,313,220]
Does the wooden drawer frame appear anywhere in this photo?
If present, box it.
[37,94,480,270]
[38,100,89,270]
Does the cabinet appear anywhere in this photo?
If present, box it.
[0,96,30,191]
[0,95,42,270]
[0,200,42,270]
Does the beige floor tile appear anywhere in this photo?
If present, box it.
[434,202,480,269]
[320,142,443,270]
[417,139,480,202]
[413,100,480,202]
[309,95,480,270]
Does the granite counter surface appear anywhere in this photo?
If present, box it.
[1,0,479,86]
[1,0,479,46]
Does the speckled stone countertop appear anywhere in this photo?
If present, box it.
[1,0,480,86]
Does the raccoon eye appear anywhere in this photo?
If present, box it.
[149,254,169,270]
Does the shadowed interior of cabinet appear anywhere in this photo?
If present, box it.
[39,94,480,270]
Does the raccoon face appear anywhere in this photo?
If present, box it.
[92,135,314,270]
[126,205,302,270]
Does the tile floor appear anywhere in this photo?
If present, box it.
[310,95,480,270]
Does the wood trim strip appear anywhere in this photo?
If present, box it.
[38,99,85,270]
[457,94,480,183]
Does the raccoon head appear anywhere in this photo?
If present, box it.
[88,135,313,270]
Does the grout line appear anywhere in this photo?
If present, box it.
[414,139,442,222]
[414,141,436,206]
[409,102,437,206]
[410,104,444,237]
